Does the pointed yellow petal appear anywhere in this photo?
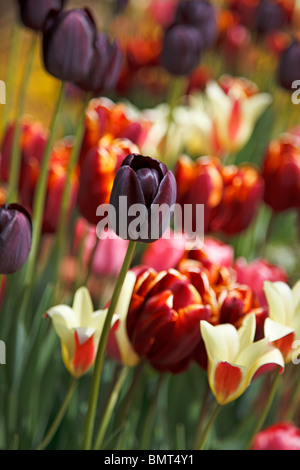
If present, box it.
[264,317,294,342]
[72,286,94,327]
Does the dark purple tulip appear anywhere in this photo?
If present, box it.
[0,204,32,274]
[75,33,123,93]
[278,41,300,90]
[43,9,97,82]
[255,1,285,35]
[160,24,203,76]
[175,0,217,48]
[109,154,177,243]
[17,0,67,31]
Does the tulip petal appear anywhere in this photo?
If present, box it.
[200,320,239,363]
[210,359,247,405]
[264,317,294,342]
[264,281,288,325]
[72,286,94,326]
[72,328,96,376]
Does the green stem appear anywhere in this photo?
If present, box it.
[245,372,282,450]
[55,92,91,267]
[7,33,37,203]
[139,374,166,450]
[284,373,300,422]
[81,239,137,450]
[37,378,78,450]
[93,366,129,450]
[198,402,222,450]
[161,76,186,168]
[19,82,66,323]
[193,383,211,450]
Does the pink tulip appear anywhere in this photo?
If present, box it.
[76,219,129,277]
[141,230,188,271]
[234,257,287,307]
[252,422,300,450]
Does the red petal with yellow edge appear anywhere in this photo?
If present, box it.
[214,361,242,403]
[73,330,96,375]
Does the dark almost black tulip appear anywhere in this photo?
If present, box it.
[115,0,130,14]
[75,33,123,93]
[42,9,97,82]
[17,0,67,31]
[109,154,177,243]
[174,0,217,48]
[160,24,203,76]
[255,1,285,35]
[278,41,300,90]
[0,204,32,274]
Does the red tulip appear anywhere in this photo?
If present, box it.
[175,155,223,233]
[126,267,213,373]
[77,137,139,226]
[262,133,300,212]
[208,164,264,235]
[0,119,48,203]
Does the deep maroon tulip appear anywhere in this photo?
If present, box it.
[43,9,97,82]
[278,41,300,90]
[255,1,285,35]
[175,0,217,48]
[109,154,177,243]
[0,204,32,274]
[17,0,67,31]
[75,33,123,93]
[160,24,203,76]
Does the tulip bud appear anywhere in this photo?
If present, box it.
[255,0,285,34]
[175,0,217,48]
[0,204,32,274]
[75,33,123,94]
[278,40,300,90]
[109,153,177,243]
[160,24,203,76]
[43,8,97,82]
[17,0,67,31]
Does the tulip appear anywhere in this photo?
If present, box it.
[174,0,217,48]
[109,153,177,243]
[75,33,123,94]
[262,133,300,212]
[208,163,264,235]
[255,1,285,34]
[77,138,139,226]
[160,24,203,76]
[43,9,97,83]
[234,257,287,308]
[46,286,108,378]
[17,0,67,31]
[141,229,188,272]
[264,280,300,363]
[278,40,300,90]
[79,97,147,166]
[126,267,213,373]
[0,119,48,204]
[175,155,223,233]
[0,203,32,274]
[107,270,140,366]
[252,422,300,450]
[200,313,284,405]
[228,0,259,29]
[197,76,272,155]
[78,222,129,277]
